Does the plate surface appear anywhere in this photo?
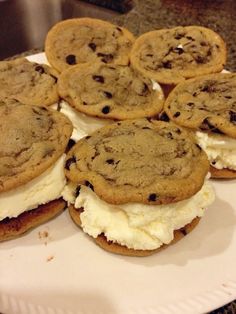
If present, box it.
[0,53,236,314]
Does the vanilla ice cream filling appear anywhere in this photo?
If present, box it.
[63,180,215,250]
[0,155,66,221]
[196,131,236,170]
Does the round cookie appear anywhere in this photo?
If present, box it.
[45,18,135,73]
[58,62,164,120]
[69,205,200,257]
[164,73,236,138]
[130,26,226,84]
[65,119,209,205]
[0,99,73,193]
[0,58,59,106]
[0,199,66,242]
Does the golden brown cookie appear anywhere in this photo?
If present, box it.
[69,204,200,257]
[45,18,135,73]
[130,26,226,84]
[58,62,164,120]
[0,100,72,193]
[65,119,209,205]
[0,58,59,106]
[164,73,236,138]
[210,166,236,179]
[0,198,66,242]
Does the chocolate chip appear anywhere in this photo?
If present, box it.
[66,54,76,65]
[102,105,110,114]
[85,135,91,140]
[212,160,216,165]
[65,156,76,170]
[175,33,184,40]
[229,110,236,123]
[50,74,58,83]
[88,42,96,52]
[186,36,194,41]
[35,65,45,74]
[85,181,94,191]
[67,139,76,150]
[173,47,184,54]
[140,83,148,96]
[146,54,153,57]
[167,132,173,139]
[75,186,81,197]
[148,193,157,202]
[195,55,206,64]
[193,92,198,97]
[173,112,181,118]
[200,41,207,46]
[200,118,224,134]
[176,128,181,134]
[116,27,123,33]
[195,144,202,150]
[163,61,172,69]
[159,112,170,122]
[142,126,151,130]
[106,159,114,164]
[224,96,232,99]
[187,102,194,107]
[180,228,187,236]
[83,101,87,105]
[201,84,216,93]
[97,53,113,63]
[104,91,113,99]
[92,75,104,83]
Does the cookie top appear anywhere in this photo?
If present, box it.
[58,62,164,120]
[0,58,59,106]
[164,73,236,138]
[130,26,226,84]
[0,100,73,193]
[65,119,209,205]
[45,18,135,73]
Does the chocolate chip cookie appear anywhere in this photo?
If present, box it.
[164,73,236,178]
[58,62,164,120]
[164,73,236,137]
[0,99,72,193]
[65,119,209,205]
[0,58,59,106]
[45,18,135,73]
[130,26,226,84]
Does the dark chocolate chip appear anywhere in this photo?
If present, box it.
[146,53,153,57]
[35,65,45,74]
[187,102,194,107]
[200,41,207,46]
[85,181,94,191]
[88,42,96,52]
[106,159,114,164]
[173,47,184,54]
[92,75,104,83]
[175,33,184,39]
[176,128,181,134]
[229,110,236,123]
[173,111,181,118]
[102,105,110,114]
[167,132,173,139]
[212,161,216,165]
[159,112,170,122]
[180,228,187,236]
[140,83,148,95]
[201,84,216,93]
[116,27,123,33]
[85,135,91,140]
[163,61,172,69]
[224,96,232,99]
[65,156,76,170]
[142,126,151,130]
[97,53,113,63]
[148,193,157,202]
[75,186,81,197]
[193,92,198,97]
[200,118,223,134]
[83,101,87,105]
[195,144,202,150]
[195,55,206,64]
[186,36,194,41]
[67,139,76,150]
[66,54,76,65]
[50,74,58,83]
[104,91,113,99]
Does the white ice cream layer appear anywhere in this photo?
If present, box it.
[196,131,236,170]
[0,155,66,221]
[63,180,215,250]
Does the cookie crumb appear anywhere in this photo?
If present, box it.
[46,255,54,262]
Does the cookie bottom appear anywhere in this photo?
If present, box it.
[0,198,66,242]
[69,205,200,257]
[210,166,236,179]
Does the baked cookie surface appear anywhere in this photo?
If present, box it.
[0,58,59,106]
[58,62,164,120]
[130,26,226,84]
[0,100,72,193]
[65,119,209,205]
[164,73,236,138]
[0,198,66,242]
[69,205,200,257]
[45,18,135,73]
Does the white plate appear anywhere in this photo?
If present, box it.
[0,53,236,314]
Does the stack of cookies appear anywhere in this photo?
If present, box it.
[0,17,235,257]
